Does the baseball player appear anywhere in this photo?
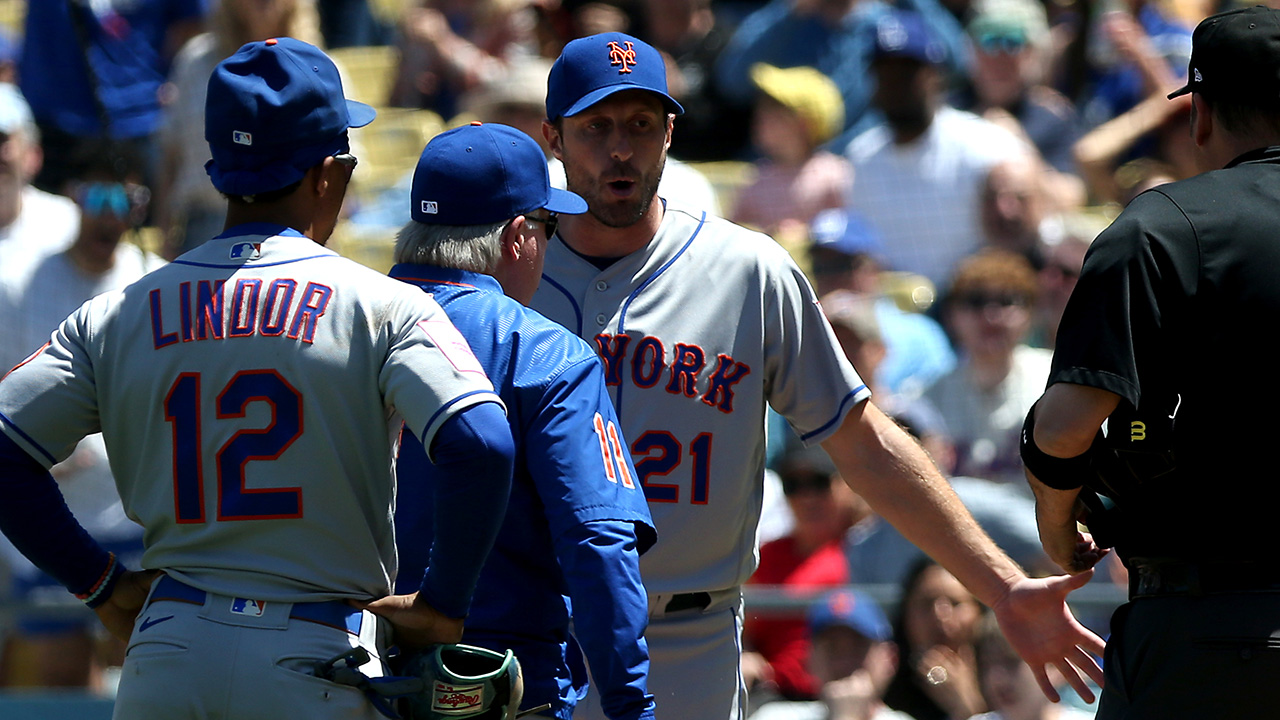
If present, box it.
[0,38,515,719]
[389,121,657,720]
[532,32,1104,720]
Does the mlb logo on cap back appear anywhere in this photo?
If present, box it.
[410,122,586,225]
[546,32,685,120]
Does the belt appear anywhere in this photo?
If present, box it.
[664,592,712,613]
[1129,557,1280,598]
[150,575,364,635]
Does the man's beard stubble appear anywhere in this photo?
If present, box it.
[565,153,666,229]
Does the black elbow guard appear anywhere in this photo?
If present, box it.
[1020,403,1092,490]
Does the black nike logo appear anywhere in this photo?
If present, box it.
[138,615,175,632]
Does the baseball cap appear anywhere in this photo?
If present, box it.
[0,82,34,136]
[810,208,883,257]
[750,64,845,146]
[967,0,1049,53]
[205,37,377,196]
[546,32,684,121]
[808,589,892,642]
[874,10,947,66]
[1168,6,1280,101]
[411,122,587,225]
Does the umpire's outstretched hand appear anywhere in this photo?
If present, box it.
[356,592,464,650]
[94,569,162,642]
[991,570,1106,704]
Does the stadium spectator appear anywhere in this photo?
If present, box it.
[978,153,1056,266]
[749,589,909,720]
[0,140,160,691]
[0,84,79,281]
[1073,89,1195,205]
[716,0,971,151]
[926,249,1048,487]
[884,558,988,720]
[807,208,956,400]
[1078,0,1190,130]
[844,9,1027,288]
[389,0,542,119]
[1029,210,1107,350]
[744,447,862,703]
[20,0,205,194]
[731,64,851,243]
[641,0,751,161]
[958,0,1082,175]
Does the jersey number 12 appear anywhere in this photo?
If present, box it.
[164,370,304,523]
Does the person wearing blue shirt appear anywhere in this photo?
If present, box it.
[21,0,205,193]
[389,122,658,720]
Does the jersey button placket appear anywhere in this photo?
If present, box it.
[595,280,608,291]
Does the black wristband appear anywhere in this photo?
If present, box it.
[1020,403,1091,490]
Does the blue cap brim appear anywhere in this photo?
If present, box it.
[347,99,377,128]
[544,187,588,215]
[561,85,684,119]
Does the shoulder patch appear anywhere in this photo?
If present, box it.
[417,316,486,375]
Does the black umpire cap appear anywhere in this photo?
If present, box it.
[1168,5,1280,101]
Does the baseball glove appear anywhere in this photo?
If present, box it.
[401,643,525,720]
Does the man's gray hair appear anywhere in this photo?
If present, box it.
[394,219,509,272]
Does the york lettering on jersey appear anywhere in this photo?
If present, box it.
[594,333,751,412]
[150,279,333,349]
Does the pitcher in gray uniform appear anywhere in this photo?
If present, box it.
[532,31,1105,720]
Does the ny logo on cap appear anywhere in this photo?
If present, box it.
[421,200,439,215]
[233,130,253,146]
[1194,68,1203,83]
[607,41,637,74]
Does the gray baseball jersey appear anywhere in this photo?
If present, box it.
[0,227,502,602]
[530,204,869,595]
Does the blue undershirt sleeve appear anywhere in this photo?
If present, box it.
[0,431,115,597]
[417,401,514,618]
[556,519,655,720]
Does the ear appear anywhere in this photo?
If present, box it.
[502,215,528,261]
[543,120,564,161]
[1191,93,1212,148]
[304,160,331,198]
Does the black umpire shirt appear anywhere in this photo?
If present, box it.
[1049,146,1280,564]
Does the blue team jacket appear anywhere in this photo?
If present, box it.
[390,265,657,720]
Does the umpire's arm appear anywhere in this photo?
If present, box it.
[1024,383,1121,574]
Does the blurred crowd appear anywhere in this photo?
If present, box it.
[0,0,1223,713]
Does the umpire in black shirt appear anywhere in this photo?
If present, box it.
[1020,5,1280,719]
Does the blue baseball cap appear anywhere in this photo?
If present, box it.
[411,122,587,225]
[808,589,892,642]
[546,32,684,121]
[874,10,947,66]
[205,37,377,196]
[810,208,883,257]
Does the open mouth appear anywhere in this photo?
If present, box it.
[607,179,636,196]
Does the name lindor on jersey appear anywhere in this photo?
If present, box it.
[594,333,751,413]
[148,278,333,349]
